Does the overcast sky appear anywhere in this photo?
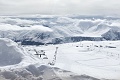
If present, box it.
[0,0,120,16]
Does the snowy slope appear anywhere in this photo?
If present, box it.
[0,38,101,80]
[25,41,120,80]
[0,38,22,66]
[0,38,44,69]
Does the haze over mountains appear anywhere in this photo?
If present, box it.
[0,15,120,45]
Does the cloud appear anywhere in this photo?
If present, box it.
[0,0,120,16]
[0,24,53,32]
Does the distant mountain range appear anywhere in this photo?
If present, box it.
[0,15,120,45]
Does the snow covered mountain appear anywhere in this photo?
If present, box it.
[1,15,120,80]
[0,15,120,45]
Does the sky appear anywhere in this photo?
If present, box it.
[0,0,120,16]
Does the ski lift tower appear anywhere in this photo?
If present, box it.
[48,47,58,65]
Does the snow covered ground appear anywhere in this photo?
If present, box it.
[0,38,44,69]
[0,38,102,80]
[24,41,120,80]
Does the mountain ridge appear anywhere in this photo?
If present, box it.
[0,15,120,45]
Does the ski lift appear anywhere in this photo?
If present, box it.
[48,47,58,66]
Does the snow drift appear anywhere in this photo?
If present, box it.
[0,38,23,66]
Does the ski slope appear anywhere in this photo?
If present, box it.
[0,38,101,80]
[25,41,120,80]
[0,36,120,80]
